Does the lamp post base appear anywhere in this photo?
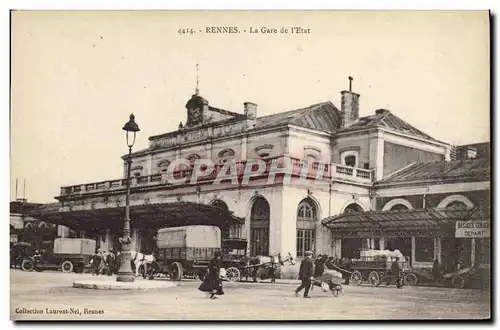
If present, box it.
[116,274,135,283]
[116,249,135,283]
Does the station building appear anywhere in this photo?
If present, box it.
[31,81,490,279]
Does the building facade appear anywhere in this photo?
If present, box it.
[34,83,489,279]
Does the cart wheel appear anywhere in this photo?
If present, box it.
[170,262,183,281]
[405,273,418,286]
[226,267,241,282]
[61,260,74,273]
[350,271,362,286]
[321,282,330,292]
[332,286,343,297]
[451,275,465,289]
[368,271,381,287]
[21,259,34,272]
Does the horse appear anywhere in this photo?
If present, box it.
[248,252,295,283]
[129,250,155,277]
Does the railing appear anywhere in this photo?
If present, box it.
[59,156,372,196]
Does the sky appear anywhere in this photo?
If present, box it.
[10,10,490,203]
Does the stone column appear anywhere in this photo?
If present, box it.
[106,229,113,252]
[241,136,248,161]
[411,237,416,267]
[379,237,385,250]
[277,189,294,257]
[131,228,139,251]
[470,238,476,265]
[369,131,385,181]
[332,238,342,258]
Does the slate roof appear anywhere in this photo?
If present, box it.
[255,101,342,133]
[376,158,490,184]
[338,109,439,142]
[255,105,440,142]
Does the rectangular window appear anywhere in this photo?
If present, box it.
[296,229,315,258]
[415,237,434,262]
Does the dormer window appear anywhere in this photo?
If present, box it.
[340,149,359,168]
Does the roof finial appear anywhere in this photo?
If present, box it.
[195,62,200,95]
[348,76,353,92]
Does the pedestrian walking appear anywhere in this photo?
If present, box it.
[391,257,402,288]
[198,251,225,299]
[295,250,314,298]
[91,249,104,276]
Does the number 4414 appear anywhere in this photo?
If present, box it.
[178,29,196,35]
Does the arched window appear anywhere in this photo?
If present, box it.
[254,145,273,158]
[340,203,364,259]
[296,198,317,258]
[297,199,317,220]
[446,201,469,210]
[391,204,409,211]
[131,165,144,177]
[218,149,235,164]
[157,160,170,173]
[340,150,359,168]
[187,154,201,167]
[250,197,270,256]
[343,203,363,213]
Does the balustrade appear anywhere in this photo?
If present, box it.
[59,155,371,196]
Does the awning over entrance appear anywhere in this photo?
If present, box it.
[30,202,245,232]
[321,208,480,232]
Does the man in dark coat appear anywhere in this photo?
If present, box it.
[295,251,314,298]
[391,257,402,288]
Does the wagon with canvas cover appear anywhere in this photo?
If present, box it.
[148,225,223,280]
[21,238,96,273]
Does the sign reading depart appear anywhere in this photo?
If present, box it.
[455,221,490,238]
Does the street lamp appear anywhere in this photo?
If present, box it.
[116,114,140,282]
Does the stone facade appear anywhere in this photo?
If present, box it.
[49,86,489,280]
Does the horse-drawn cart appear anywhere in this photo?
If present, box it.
[349,250,414,287]
[148,226,221,281]
[224,253,295,283]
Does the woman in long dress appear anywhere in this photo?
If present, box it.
[199,251,225,299]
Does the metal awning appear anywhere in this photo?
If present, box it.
[30,202,245,232]
[321,208,482,231]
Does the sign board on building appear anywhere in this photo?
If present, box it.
[333,230,445,239]
[455,221,490,238]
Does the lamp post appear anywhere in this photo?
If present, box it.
[116,114,140,282]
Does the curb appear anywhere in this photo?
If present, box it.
[73,280,178,290]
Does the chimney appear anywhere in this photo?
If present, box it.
[244,102,257,130]
[244,102,257,119]
[341,76,360,128]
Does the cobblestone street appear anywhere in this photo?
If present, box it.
[10,270,490,321]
